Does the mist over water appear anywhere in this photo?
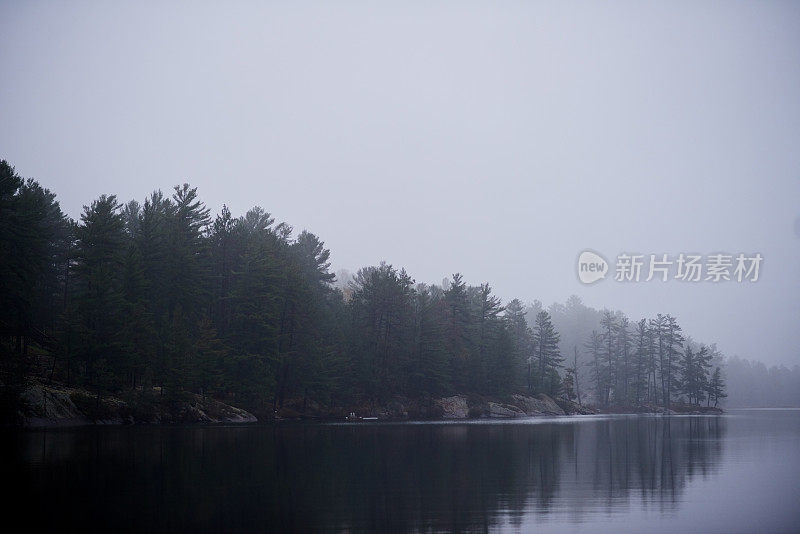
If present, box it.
[8,410,799,533]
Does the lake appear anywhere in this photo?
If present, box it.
[5,409,799,533]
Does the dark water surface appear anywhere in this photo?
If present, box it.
[5,410,800,533]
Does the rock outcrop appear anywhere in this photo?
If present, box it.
[8,381,257,427]
[487,402,526,418]
[20,383,94,427]
[553,398,599,415]
[170,396,258,424]
[509,394,566,416]
[435,395,470,419]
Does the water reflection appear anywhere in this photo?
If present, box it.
[5,416,727,532]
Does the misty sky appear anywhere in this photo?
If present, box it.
[2,1,798,366]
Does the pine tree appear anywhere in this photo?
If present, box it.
[656,314,684,410]
[599,311,617,406]
[444,273,471,392]
[349,263,414,400]
[585,330,606,407]
[616,315,632,405]
[227,208,281,408]
[408,285,449,400]
[563,352,577,403]
[0,163,69,368]
[470,283,504,392]
[708,366,727,407]
[533,311,562,395]
[505,299,533,392]
[73,195,126,390]
[695,345,713,402]
[0,160,745,418]
[680,344,713,406]
[632,319,650,406]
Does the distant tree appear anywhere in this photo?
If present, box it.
[653,314,683,410]
[585,330,605,406]
[680,344,713,405]
[616,315,632,405]
[708,366,727,407]
[598,311,617,406]
[679,346,696,405]
[532,311,562,395]
[563,349,579,403]
[632,319,650,406]
[568,346,581,405]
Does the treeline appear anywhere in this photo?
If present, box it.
[577,310,726,409]
[0,161,726,415]
[724,356,800,408]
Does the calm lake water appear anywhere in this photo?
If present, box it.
[5,409,800,533]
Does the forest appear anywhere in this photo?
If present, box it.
[0,160,746,419]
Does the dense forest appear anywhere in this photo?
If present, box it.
[0,161,751,418]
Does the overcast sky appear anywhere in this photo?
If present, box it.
[2,1,798,366]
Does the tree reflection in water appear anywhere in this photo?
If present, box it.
[7,416,725,532]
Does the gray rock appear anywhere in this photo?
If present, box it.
[21,384,92,427]
[510,394,566,416]
[16,381,258,427]
[487,402,525,418]
[435,395,469,419]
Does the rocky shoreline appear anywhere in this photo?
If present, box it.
[302,393,600,422]
[5,380,258,428]
[4,379,721,428]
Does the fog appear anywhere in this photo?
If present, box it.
[2,1,798,366]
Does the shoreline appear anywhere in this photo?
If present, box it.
[4,379,723,429]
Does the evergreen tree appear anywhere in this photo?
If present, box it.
[657,314,684,410]
[585,330,605,407]
[408,285,449,400]
[708,366,727,407]
[598,311,617,406]
[532,311,562,395]
[0,161,744,418]
[0,162,69,366]
[443,273,471,392]
[73,195,126,389]
[349,263,414,400]
[680,344,713,405]
[632,319,650,406]
[505,299,533,392]
[470,283,504,392]
[616,315,632,405]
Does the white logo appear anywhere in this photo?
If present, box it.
[578,250,608,284]
[577,250,762,284]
